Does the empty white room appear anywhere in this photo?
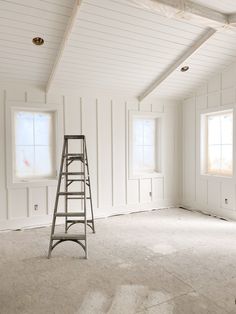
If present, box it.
[2,0,236,313]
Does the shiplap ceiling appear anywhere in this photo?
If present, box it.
[1,0,236,100]
[0,0,74,84]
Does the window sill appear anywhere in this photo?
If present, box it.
[7,178,58,189]
[200,173,233,181]
[129,172,163,180]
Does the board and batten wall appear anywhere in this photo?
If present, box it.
[0,82,181,230]
[182,61,236,220]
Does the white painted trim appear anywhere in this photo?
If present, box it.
[130,0,227,28]
[5,101,63,189]
[138,28,216,102]
[46,0,83,92]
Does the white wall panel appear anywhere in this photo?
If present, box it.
[182,98,196,202]
[208,91,221,108]
[196,95,207,109]
[152,178,164,201]
[208,181,221,210]
[9,188,28,219]
[97,98,112,208]
[140,179,152,203]
[222,88,235,106]
[81,96,98,208]
[112,100,126,207]
[29,187,47,217]
[0,84,180,230]
[182,59,236,219]
[0,90,7,220]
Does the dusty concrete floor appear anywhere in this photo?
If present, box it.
[1,208,236,313]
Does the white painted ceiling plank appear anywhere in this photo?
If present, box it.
[138,28,216,101]
[46,0,82,92]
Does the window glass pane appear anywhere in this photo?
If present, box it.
[15,112,34,145]
[34,112,53,145]
[133,118,143,146]
[35,146,53,177]
[133,146,143,172]
[221,113,232,145]
[143,119,155,145]
[221,145,232,174]
[15,146,34,178]
[208,115,221,145]
[14,110,56,180]
[208,145,221,173]
[143,146,155,170]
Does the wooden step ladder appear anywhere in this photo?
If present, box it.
[48,135,95,259]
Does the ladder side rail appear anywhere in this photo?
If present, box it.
[48,139,66,258]
[85,138,95,233]
[65,139,69,233]
[83,138,88,259]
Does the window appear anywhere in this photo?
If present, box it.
[202,110,233,176]
[14,110,56,180]
[129,112,161,178]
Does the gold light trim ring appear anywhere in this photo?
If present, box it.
[32,37,44,46]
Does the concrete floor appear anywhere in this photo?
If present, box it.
[1,208,236,313]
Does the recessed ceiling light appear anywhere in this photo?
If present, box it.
[181,66,189,72]
[32,37,44,46]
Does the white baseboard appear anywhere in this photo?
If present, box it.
[0,201,178,231]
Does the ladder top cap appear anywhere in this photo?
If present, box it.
[64,135,85,139]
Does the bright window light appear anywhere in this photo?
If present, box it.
[205,110,233,176]
[14,110,56,180]
[133,117,157,174]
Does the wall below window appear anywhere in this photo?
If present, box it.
[0,82,181,230]
[182,62,236,220]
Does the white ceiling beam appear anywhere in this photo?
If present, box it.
[138,28,216,102]
[228,13,236,26]
[130,0,228,29]
[46,0,82,93]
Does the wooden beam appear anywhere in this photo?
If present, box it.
[228,13,236,26]
[46,0,82,92]
[130,0,228,29]
[138,28,216,102]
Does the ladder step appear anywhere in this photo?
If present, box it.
[64,135,85,139]
[52,233,86,240]
[58,192,85,196]
[55,212,85,217]
[67,219,93,223]
[62,172,85,175]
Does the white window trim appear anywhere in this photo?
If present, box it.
[200,107,234,179]
[6,101,64,188]
[129,110,162,179]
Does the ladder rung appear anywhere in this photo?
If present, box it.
[67,179,89,182]
[64,154,84,157]
[67,197,91,200]
[58,192,85,196]
[64,135,85,139]
[52,233,86,240]
[67,219,93,223]
[55,212,85,217]
[62,172,85,175]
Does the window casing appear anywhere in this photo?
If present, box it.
[129,111,161,179]
[201,110,233,177]
[6,102,63,188]
[13,110,56,181]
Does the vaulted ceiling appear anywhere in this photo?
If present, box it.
[1,0,236,100]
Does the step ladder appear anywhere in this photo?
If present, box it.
[48,135,95,259]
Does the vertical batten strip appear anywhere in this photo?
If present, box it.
[125,101,128,205]
[96,98,99,208]
[111,100,114,207]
